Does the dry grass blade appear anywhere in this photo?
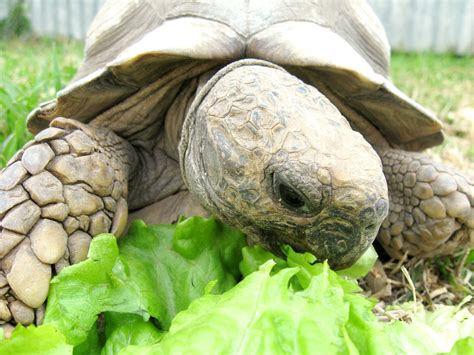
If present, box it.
[429,287,448,299]
[401,266,417,312]
[455,248,470,278]
[390,252,408,275]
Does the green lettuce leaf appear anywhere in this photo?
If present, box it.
[73,321,101,355]
[336,245,378,279]
[122,261,360,354]
[101,312,163,355]
[0,324,72,354]
[446,337,474,355]
[44,234,123,346]
[121,245,473,355]
[284,246,361,293]
[2,217,472,355]
[240,243,377,282]
[43,217,246,345]
[118,217,245,330]
[239,245,287,277]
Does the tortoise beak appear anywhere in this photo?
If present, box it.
[247,222,365,270]
[304,218,376,270]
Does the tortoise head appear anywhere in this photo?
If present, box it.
[179,60,388,269]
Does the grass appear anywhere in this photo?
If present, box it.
[0,37,83,166]
[391,53,473,118]
[391,53,474,174]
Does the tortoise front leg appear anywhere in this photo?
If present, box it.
[0,118,136,328]
[377,148,473,259]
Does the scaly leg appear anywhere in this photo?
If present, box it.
[0,118,136,328]
[377,148,473,259]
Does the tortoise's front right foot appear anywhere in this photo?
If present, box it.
[378,148,473,259]
[0,118,136,329]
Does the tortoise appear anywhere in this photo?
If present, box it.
[0,0,472,327]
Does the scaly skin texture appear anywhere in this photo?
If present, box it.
[180,61,389,269]
[378,148,473,258]
[1,62,472,329]
[0,118,136,327]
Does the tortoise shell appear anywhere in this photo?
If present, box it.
[27,0,443,151]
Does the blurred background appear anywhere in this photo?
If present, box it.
[0,0,473,170]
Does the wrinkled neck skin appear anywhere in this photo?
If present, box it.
[179,59,389,269]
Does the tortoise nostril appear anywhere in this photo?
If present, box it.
[365,223,376,231]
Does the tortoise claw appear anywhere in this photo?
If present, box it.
[111,198,128,237]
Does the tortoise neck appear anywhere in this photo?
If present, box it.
[161,67,223,161]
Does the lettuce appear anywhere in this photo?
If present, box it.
[336,245,378,279]
[0,217,472,354]
[447,337,474,355]
[44,217,246,345]
[0,324,72,354]
[121,259,473,354]
[123,261,359,354]
[101,312,163,355]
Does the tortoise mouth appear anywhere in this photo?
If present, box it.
[304,217,378,269]
[247,218,366,270]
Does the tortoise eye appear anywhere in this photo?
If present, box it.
[279,183,305,209]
